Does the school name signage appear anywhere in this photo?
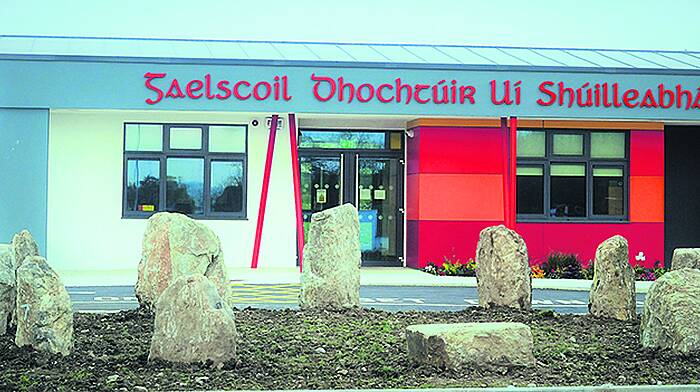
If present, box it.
[143,72,700,111]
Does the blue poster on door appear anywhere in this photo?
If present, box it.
[358,209,377,251]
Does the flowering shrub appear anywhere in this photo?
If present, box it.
[423,257,477,276]
[530,265,545,279]
[633,260,666,281]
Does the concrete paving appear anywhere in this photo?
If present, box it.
[57,266,655,293]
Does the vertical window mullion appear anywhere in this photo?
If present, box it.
[204,156,212,216]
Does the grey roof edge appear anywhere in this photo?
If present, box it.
[2,34,698,55]
[2,53,700,76]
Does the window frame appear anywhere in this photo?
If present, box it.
[122,122,248,220]
[516,129,629,223]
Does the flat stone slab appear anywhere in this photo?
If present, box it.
[406,322,535,369]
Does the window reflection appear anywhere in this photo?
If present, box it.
[211,161,244,213]
[166,158,204,214]
[126,160,160,212]
[299,131,385,149]
[550,164,586,217]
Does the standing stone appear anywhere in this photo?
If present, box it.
[406,322,535,368]
[300,203,361,309]
[475,225,531,310]
[0,248,14,334]
[135,212,228,310]
[672,248,700,270]
[149,274,236,365]
[15,256,73,355]
[641,269,700,352]
[11,230,39,270]
[588,235,636,321]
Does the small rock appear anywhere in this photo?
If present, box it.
[195,376,209,383]
[315,347,326,354]
[406,322,535,368]
[337,369,349,376]
[569,336,577,343]
[641,268,700,352]
[15,256,73,355]
[671,248,700,270]
[149,274,236,365]
[106,375,119,383]
[134,386,148,392]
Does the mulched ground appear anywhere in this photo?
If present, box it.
[2,307,700,391]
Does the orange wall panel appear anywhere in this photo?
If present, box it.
[630,176,664,222]
[417,173,504,221]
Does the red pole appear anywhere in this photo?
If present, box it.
[251,115,279,269]
[501,117,511,228]
[288,113,305,271]
[509,116,518,229]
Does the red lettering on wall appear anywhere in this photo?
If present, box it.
[536,81,556,106]
[144,72,166,104]
[186,80,204,99]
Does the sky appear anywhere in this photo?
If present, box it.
[1,0,699,51]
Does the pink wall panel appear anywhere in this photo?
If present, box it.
[417,126,505,174]
[406,174,420,221]
[630,130,664,176]
[517,222,664,268]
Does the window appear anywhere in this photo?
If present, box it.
[123,123,247,219]
[516,130,627,221]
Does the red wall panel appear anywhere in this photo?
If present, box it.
[416,126,504,174]
[630,130,664,176]
[517,222,664,268]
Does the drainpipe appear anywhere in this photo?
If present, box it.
[509,116,518,230]
[501,117,511,228]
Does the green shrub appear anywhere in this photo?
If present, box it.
[541,252,584,279]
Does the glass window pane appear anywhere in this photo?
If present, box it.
[210,161,244,213]
[517,131,545,157]
[517,165,544,214]
[591,132,625,158]
[299,131,386,149]
[553,134,583,156]
[594,167,624,216]
[125,124,162,151]
[169,127,202,150]
[389,132,402,150]
[550,163,586,217]
[209,125,246,153]
[126,160,160,212]
[166,158,204,214]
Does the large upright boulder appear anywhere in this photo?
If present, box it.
[136,212,228,310]
[406,322,535,369]
[475,225,531,310]
[15,256,73,355]
[671,248,700,270]
[588,235,636,321]
[300,203,361,309]
[149,274,236,365]
[11,230,39,270]
[0,247,14,334]
[641,269,700,352]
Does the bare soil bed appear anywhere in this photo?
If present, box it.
[1,306,700,391]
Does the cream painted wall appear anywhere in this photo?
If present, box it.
[47,110,297,276]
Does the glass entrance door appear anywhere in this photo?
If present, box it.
[357,157,402,264]
[300,155,342,240]
[299,153,404,266]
